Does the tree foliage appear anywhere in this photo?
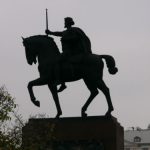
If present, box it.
[0,86,16,122]
[0,86,24,150]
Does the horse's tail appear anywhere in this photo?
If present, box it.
[100,55,118,75]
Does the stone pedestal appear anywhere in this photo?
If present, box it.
[22,116,124,150]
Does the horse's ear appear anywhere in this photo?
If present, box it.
[21,36,25,41]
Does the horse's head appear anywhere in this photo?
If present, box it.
[22,36,38,65]
[22,35,60,65]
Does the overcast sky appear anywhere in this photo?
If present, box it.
[0,0,150,129]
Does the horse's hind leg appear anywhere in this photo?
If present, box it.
[28,78,47,107]
[97,80,114,116]
[82,80,99,117]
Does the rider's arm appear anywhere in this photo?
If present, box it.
[45,30,63,37]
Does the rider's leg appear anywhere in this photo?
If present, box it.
[55,63,67,92]
[54,63,61,85]
[56,55,67,92]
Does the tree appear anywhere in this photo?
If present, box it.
[0,86,16,122]
[0,86,24,150]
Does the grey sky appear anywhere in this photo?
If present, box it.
[0,0,150,129]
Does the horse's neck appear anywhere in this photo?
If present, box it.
[34,37,60,64]
[38,47,60,64]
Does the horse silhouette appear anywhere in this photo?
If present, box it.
[22,35,118,118]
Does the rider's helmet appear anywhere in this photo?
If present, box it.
[64,17,75,27]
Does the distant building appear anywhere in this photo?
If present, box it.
[124,128,150,150]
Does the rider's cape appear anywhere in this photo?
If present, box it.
[61,27,92,57]
[73,27,92,54]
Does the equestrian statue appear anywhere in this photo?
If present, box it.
[22,11,118,118]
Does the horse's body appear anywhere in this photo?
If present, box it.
[22,35,118,118]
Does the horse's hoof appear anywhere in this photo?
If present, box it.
[105,112,112,117]
[55,112,62,118]
[105,106,114,116]
[33,100,40,107]
[82,112,87,118]
[105,110,113,117]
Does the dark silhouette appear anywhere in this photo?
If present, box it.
[45,17,92,92]
[45,17,92,55]
[22,35,118,118]
[52,140,104,150]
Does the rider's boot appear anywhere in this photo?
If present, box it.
[58,83,67,92]
[55,63,67,92]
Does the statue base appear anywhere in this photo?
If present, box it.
[22,116,124,150]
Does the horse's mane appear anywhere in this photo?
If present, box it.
[24,35,60,55]
[25,35,54,43]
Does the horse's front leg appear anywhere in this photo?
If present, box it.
[28,78,47,107]
[48,84,62,118]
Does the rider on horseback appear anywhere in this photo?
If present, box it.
[45,17,92,92]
